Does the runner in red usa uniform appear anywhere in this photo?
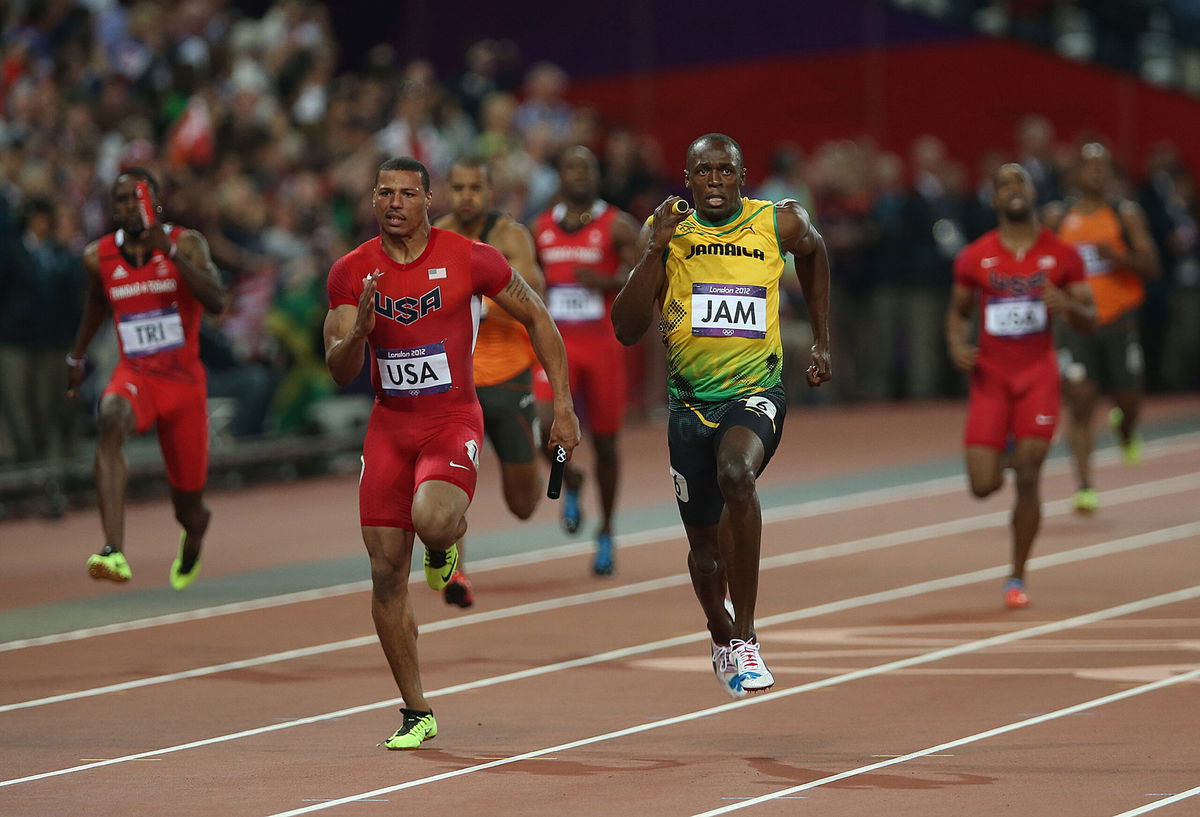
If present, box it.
[323,157,580,750]
[946,163,1095,610]
[67,168,229,590]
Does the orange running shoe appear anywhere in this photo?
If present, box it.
[443,570,474,609]
[1003,578,1030,609]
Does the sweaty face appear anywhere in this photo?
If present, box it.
[992,166,1035,221]
[685,144,745,222]
[111,175,151,235]
[373,170,431,238]
[558,151,598,203]
[447,166,489,225]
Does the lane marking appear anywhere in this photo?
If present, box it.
[4,528,1198,790]
[688,668,1200,816]
[4,473,1198,714]
[253,586,1200,816]
[1111,787,1200,816]
[5,432,1196,653]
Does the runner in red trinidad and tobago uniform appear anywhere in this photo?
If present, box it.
[323,157,580,750]
[531,145,639,576]
[67,168,229,590]
[946,163,1096,610]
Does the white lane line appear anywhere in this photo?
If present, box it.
[688,667,1200,816]
[5,431,1195,653]
[5,472,1197,714]
[257,586,1200,816]
[3,524,1198,790]
[1111,787,1200,816]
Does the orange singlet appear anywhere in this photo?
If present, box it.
[1056,204,1143,326]
[471,211,536,387]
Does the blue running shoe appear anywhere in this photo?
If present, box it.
[562,486,582,534]
[592,532,614,576]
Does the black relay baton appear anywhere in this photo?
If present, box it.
[547,445,567,499]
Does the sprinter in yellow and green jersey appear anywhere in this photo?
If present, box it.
[611,133,831,699]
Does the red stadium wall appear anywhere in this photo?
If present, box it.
[568,37,1200,182]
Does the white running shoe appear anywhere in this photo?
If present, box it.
[711,641,748,699]
[730,638,775,691]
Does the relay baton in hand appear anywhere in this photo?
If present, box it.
[671,199,690,215]
[135,181,156,230]
[547,445,567,499]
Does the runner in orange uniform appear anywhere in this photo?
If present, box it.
[1045,143,1160,513]
[433,156,545,607]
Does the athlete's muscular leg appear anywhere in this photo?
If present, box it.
[170,488,211,571]
[715,426,766,643]
[1111,388,1141,444]
[593,433,619,535]
[1009,437,1050,581]
[95,393,136,550]
[411,479,470,551]
[1064,379,1099,489]
[500,462,540,520]
[362,525,430,710]
[683,523,733,645]
[964,446,1005,499]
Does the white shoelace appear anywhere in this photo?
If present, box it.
[730,639,762,672]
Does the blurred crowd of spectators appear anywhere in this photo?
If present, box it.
[895,0,1200,94]
[1,0,1198,469]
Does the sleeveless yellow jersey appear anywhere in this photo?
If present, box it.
[658,198,784,404]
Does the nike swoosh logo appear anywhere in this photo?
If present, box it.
[449,461,471,471]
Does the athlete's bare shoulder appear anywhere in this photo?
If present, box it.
[774,199,816,250]
[82,239,102,273]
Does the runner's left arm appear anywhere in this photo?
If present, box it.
[1113,201,1161,281]
[1044,280,1097,334]
[152,228,229,315]
[777,200,831,386]
[496,220,546,299]
[491,272,581,456]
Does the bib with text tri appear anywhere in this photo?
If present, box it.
[118,307,185,357]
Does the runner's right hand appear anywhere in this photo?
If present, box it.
[354,272,379,338]
[650,197,690,246]
[949,342,978,373]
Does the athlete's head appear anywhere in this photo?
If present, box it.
[557,146,599,206]
[111,167,161,236]
[685,133,746,222]
[1077,142,1113,198]
[992,163,1036,223]
[374,156,433,239]
[446,156,492,225]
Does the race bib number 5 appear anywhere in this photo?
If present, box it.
[118,307,185,357]
[376,342,453,396]
[691,282,767,338]
[985,296,1048,338]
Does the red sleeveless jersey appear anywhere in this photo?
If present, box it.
[327,229,512,412]
[954,227,1085,371]
[532,201,623,339]
[98,226,204,383]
